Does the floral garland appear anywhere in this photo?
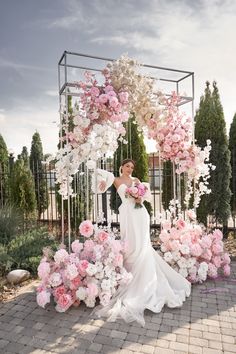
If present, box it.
[36,221,132,312]
[159,200,231,283]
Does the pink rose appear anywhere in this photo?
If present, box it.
[176,219,186,230]
[104,85,114,93]
[90,86,100,97]
[97,231,109,243]
[190,244,202,257]
[56,294,73,312]
[212,229,223,241]
[70,276,82,290]
[54,249,69,264]
[37,290,51,308]
[79,220,94,238]
[71,240,83,254]
[98,94,109,104]
[53,285,66,300]
[109,96,119,108]
[78,260,89,275]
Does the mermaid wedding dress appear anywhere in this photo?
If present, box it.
[92,169,191,326]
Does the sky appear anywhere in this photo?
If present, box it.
[0,0,236,157]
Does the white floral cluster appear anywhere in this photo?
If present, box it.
[105,54,166,129]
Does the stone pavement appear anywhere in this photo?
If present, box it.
[0,262,236,354]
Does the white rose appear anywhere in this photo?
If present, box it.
[76,287,87,301]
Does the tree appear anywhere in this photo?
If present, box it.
[30,132,48,218]
[229,113,236,218]
[0,134,9,206]
[10,157,36,217]
[20,146,29,167]
[195,81,231,226]
[110,114,151,214]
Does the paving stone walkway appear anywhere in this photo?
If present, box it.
[0,262,236,354]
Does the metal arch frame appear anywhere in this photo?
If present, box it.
[58,50,195,247]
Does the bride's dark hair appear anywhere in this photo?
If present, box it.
[121,158,135,167]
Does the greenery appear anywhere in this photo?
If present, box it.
[10,157,37,218]
[229,113,236,217]
[0,204,22,245]
[195,81,231,225]
[30,131,49,218]
[110,114,151,215]
[0,134,9,205]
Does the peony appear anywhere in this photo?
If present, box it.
[53,285,66,300]
[212,242,223,255]
[71,240,83,254]
[212,256,222,268]
[37,290,51,308]
[38,261,51,280]
[70,276,82,290]
[54,249,69,264]
[56,294,73,312]
[79,220,94,237]
[97,231,109,243]
[212,229,223,241]
[190,244,202,257]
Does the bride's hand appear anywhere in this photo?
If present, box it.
[99,180,106,192]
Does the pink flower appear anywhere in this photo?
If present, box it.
[37,290,51,308]
[71,240,83,254]
[222,253,231,265]
[169,240,180,251]
[201,235,212,249]
[212,229,223,241]
[70,276,82,290]
[38,261,51,280]
[212,256,222,268]
[223,264,230,276]
[78,260,89,275]
[186,209,196,220]
[110,239,122,254]
[56,294,73,312]
[176,219,186,230]
[104,85,114,93]
[97,231,109,243]
[212,242,223,255]
[84,239,95,250]
[118,91,129,103]
[207,263,218,278]
[162,221,171,230]
[202,249,212,261]
[79,220,94,237]
[90,86,100,97]
[98,94,109,104]
[49,272,62,287]
[53,285,66,300]
[190,244,202,257]
[113,254,123,267]
[87,283,99,298]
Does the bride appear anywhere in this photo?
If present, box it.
[93,158,191,326]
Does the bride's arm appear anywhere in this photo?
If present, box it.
[92,168,115,193]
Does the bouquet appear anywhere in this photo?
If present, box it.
[125,183,148,208]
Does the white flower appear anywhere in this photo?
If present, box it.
[101,279,111,291]
[164,252,173,263]
[180,244,190,255]
[86,264,97,276]
[86,160,96,170]
[177,257,188,269]
[65,263,78,280]
[84,298,96,308]
[49,272,62,287]
[95,271,104,280]
[172,251,181,261]
[76,287,87,301]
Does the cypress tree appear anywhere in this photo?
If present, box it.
[30,132,49,218]
[110,114,151,214]
[195,81,231,225]
[10,157,36,217]
[20,146,29,167]
[0,134,9,206]
[229,113,236,218]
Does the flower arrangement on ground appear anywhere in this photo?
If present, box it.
[159,200,231,283]
[36,221,132,312]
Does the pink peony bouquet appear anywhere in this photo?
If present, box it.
[125,183,148,208]
[36,220,132,312]
[159,202,231,283]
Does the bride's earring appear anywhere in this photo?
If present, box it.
[119,166,122,176]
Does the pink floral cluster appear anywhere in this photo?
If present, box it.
[125,183,148,209]
[148,94,192,163]
[36,220,132,312]
[159,210,231,283]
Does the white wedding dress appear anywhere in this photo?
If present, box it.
[93,171,191,326]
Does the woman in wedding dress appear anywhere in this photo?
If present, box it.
[93,158,191,326]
